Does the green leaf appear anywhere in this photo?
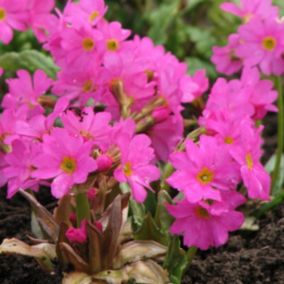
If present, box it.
[163,237,188,284]
[155,190,174,231]
[265,154,284,195]
[134,214,169,246]
[0,50,58,78]
[147,1,180,44]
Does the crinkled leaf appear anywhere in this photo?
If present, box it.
[62,272,93,284]
[114,240,167,268]
[0,238,56,271]
[95,260,169,284]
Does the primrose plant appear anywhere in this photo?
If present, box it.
[0,0,283,283]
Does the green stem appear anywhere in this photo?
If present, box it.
[186,247,197,265]
[75,191,91,227]
[272,77,284,195]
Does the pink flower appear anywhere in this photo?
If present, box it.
[61,107,112,150]
[64,0,107,28]
[0,68,3,76]
[180,70,209,103]
[66,220,87,244]
[114,134,160,203]
[3,70,53,118]
[53,66,104,103]
[147,113,183,162]
[167,192,245,250]
[26,0,57,42]
[240,67,278,119]
[3,139,40,198]
[0,109,21,145]
[221,0,279,22]
[32,128,97,198]
[60,25,103,69]
[230,126,270,200]
[98,20,130,54]
[200,78,254,122]
[236,18,284,75]
[211,34,243,75]
[167,135,240,203]
[0,0,28,44]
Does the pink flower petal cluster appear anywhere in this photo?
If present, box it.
[114,132,160,203]
[32,128,97,198]
[167,191,245,250]
[213,0,284,75]
[0,0,55,44]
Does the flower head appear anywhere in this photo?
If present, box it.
[32,128,97,198]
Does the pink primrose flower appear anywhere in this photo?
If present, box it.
[167,135,240,203]
[3,70,53,118]
[221,0,279,22]
[0,0,28,44]
[32,128,97,198]
[211,34,243,75]
[114,134,160,203]
[236,18,284,75]
[3,139,40,198]
[167,192,245,250]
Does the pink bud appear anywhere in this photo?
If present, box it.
[69,212,77,223]
[97,154,113,171]
[95,221,103,232]
[87,187,97,200]
[152,107,170,123]
[66,220,87,244]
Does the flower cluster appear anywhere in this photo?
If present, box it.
[212,0,284,75]
[0,0,276,251]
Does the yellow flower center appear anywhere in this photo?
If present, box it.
[82,38,95,52]
[197,167,214,185]
[79,130,93,140]
[243,13,252,24]
[224,136,234,145]
[60,157,77,174]
[89,11,99,23]
[245,153,254,170]
[262,36,277,51]
[195,206,210,219]
[83,80,94,93]
[0,7,6,21]
[124,161,133,177]
[145,69,155,82]
[106,39,119,51]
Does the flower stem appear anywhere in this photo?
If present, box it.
[75,190,90,227]
[186,247,197,265]
[272,77,284,195]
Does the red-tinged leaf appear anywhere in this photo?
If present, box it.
[20,190,59,242]
[59,242,89,273]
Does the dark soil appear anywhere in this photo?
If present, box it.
[183,203,284,284]
[0,189,61,284]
